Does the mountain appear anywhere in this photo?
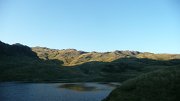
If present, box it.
[0,41,180,83]
[32,47,180,66]
[0,41,37,57]
[0,41,84,82]
[1,41,179,100]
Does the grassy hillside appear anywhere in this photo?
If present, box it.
[32,47,142,66]
[103,66,180,101]
[0,41,86,82]
[1,41,180,82]
[72,58,180,82]
[32,47,180,66]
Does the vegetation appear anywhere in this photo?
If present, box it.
[32,47,180,66]
[103,66,180,101]
[0,41,85,82]
[0,41,180,83]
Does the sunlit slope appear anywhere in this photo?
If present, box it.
[32,47,180,66]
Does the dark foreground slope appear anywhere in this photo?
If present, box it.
[103,66,180,101]
[0,41,85,82]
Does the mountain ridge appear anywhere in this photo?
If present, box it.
[0,40,180,83]
[32,46,180,66]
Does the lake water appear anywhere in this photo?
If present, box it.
[0,82,120,101]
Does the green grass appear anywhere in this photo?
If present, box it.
[103,66,180,101]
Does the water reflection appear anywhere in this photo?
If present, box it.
[59,83,98,91]
[59,83,121,92]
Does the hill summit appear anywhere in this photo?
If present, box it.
[32,47,180,66]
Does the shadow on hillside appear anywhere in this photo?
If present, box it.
[58,57,180,82]
[15,55,180,82]
[64,57,180,68]
[1,41,180,82]
[41,58,64,66]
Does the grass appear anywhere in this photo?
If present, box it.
[103,66,180,101]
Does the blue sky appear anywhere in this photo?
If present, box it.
[0,0,180,53]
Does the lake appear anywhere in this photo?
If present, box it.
[0,82,120,101]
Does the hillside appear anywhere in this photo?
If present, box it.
[0,41,180,82]
[0,41,85,82]
[103,66,180,101]
[32,47,180,66]
[0,41,37,57]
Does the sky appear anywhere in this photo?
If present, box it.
[0,0,180,53]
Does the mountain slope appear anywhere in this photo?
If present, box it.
[32,47,180,66]
[0,41,37,57]
[1,41,180,82]
[0,41,85,82]
[103,66,180,101]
